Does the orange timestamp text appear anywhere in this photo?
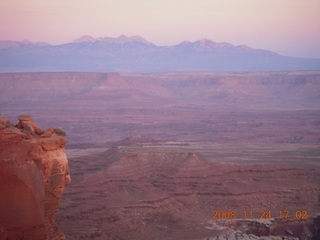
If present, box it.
[212,210,308,219]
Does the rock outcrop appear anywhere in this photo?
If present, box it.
[0,115,70,240]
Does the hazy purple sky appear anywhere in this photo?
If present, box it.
[1,0,320,58]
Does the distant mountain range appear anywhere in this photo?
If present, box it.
[1,35,320,72]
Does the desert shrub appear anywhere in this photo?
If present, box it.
[0,121,12,128]
[54,128,67,136]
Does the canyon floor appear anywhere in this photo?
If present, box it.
[55,141,320,240]
[1,71,320,239]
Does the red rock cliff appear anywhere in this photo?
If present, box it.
[0,115,70,240]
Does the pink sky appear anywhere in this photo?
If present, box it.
[0,0,320,58]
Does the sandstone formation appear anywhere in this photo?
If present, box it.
[56,147,320,240]
[1,72,320,146]
[1,71,320,239]
[0,115,70,240]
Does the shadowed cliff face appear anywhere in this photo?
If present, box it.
[0,115,70,240]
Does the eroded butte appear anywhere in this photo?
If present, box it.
[56,147,320,240]
[1,71,320,239]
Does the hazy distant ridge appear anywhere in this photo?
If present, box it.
[1,35,320,72]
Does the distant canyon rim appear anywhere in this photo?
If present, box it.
[0,71,320,239]
[1,71,320,146]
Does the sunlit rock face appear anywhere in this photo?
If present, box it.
[0,115,70,240]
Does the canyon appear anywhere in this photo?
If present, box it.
[1,71,320,145]
[55,146,320,239]
[0,71,319,239]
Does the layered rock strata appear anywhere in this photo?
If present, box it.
[56,147,320,240]
[0,115,70,240]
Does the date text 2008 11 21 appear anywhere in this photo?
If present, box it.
[212,210,308,219]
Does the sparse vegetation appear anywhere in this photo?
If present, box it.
[54,128,67,136]
[0,121,12,128]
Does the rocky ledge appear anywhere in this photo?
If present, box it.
[0,115,70,240]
